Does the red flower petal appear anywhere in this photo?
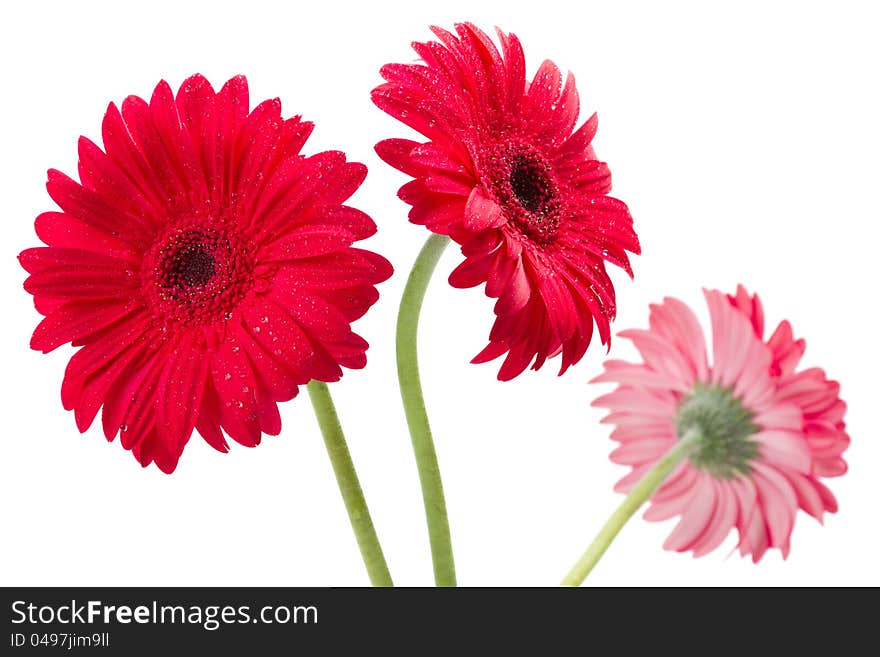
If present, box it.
[100,103,167,210]
[34,211,137,258]
[176,74,221,205]
[45,169,154,246]
[157,333,209,449]
[314,205,377,241]
[121,90,190,208]
[263,225,356,261]
[76,137,160,238]
[375,138,424,176]
[31,300,134,353]
[463,187,505,231]
[210,333,262,448]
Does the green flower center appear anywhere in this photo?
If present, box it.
[675,383,760,478]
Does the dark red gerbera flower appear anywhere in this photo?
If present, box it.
[20,74,392,473]
[373,23,640,380]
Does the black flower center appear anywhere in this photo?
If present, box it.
[146,222,255,326]
[174,246,217,288]
[675,383,760,478]
[482,142,562,245]
[509,156,555,213]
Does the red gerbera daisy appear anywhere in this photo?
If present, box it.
[592,287,849,561]
[19,74,392,474]
[373,23,640,380]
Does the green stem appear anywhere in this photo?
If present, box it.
[307,380,393,587]
[396,233,456,586]
[561,428,701,586]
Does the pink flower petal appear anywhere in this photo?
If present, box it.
[692,479,737,557]
[755,430,812,473]
[663,476,717,552]
[751,464,797,549]
[643,297,709,383]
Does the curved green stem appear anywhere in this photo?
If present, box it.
[561,428,701,586]
[396,233,456,586]
[307,380,393,587]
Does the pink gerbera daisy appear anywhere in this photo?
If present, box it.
[19,74,392,473]
[591,286,849,561]
[373,23,640,380]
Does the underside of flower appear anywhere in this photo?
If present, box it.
[675,383,759,479]
[592,287,849,561]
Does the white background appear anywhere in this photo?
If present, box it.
[1,0,877,587]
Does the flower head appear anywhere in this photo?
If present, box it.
[20,74,392,473]
[592,286,849,561]
[373,23,639,380]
